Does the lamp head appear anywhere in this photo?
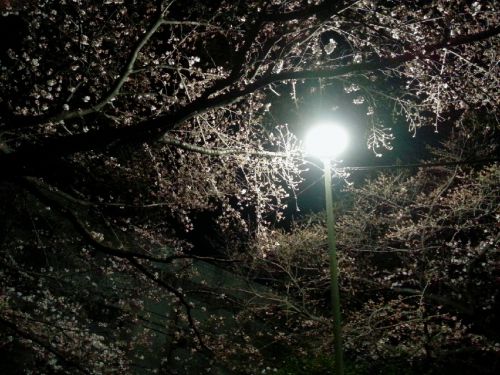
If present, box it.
[305,122,349,160]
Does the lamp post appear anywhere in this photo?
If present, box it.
[305,123,348,375]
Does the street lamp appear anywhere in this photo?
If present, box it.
[305,123,348,375]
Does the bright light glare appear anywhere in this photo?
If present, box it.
[305,123,349,160]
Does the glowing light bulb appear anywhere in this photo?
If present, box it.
[305,123,349,160]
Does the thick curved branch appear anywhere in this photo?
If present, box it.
[199,18,265,100]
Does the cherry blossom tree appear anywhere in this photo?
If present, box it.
[0,0,498,373]
[247,115,499,373]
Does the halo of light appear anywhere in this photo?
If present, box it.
[305,123,349,160]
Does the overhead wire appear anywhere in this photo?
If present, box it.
[296,157,499,197]
[341,157,499,171]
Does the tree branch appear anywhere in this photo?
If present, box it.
[7,11,168,130]
[162,135,290,157]
[127,258,212,353]
[20,177,237,266]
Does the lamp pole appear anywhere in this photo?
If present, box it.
[304,122,347,374]
[323,159,344,375]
